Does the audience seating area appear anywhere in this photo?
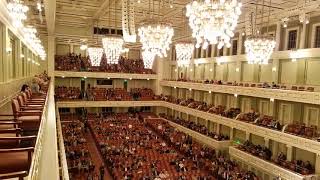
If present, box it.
[238,141,315,175]
[163,79,316,92]
[0,73,49,179]
[159,113,230,141]
[55,53,154,74]
[284,122,319,140]
[61,120,95,179]
[55,86,155,101]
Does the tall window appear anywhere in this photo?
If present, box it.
[315,26,320,48]
[288,30,297,50]
[232,40,238,55]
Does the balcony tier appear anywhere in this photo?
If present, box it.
[56,100,320,155]
[229,147,317,180]
[160,80,320,105]
[54,71,158,80]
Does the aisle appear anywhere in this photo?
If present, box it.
[84,130,113,180]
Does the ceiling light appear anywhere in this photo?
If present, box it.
[186,0,242,49]
[87,47,104,66]
[245,35,276,64]
[142,50,155,69]
[138,20,174,58]
[102,36,124,64]
[7,0,29,28]
[175,42,194,67]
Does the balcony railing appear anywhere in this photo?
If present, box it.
[158,118,232,151]
[56,108,69,180]
[28,80,59,180]
[54,71,158,80]
[56,100,320,155]
[160,80,320,105]
[229,147,318,180]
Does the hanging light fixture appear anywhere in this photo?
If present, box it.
[87,48,104,66]
[102,0,125,64]
[186,0,242,49]
[245,0,276,64]
[23,26,46,60]
[7,0,29,28]
[175,42,194,67]
[80,39,88,50]
[138,0,174,58]
[102,36,124,64]
[142,50,155,69]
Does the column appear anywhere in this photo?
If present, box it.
[206,120,210,129]
[195,117,199,124]
[245,132,251,141]
[70,44,74,53]
[216,123,220,134]
[315,154,320,174]
[272,59,280,84]
[1,27,9,82]
[272,141,279,159]
[234,95,240,108]
[264,138,270,148]
[187,114,190,121]
[299,22,307,49]
[286,145,293,161]
[230,128,234,140]
[275,22,281,51]
[47,35,56,77]
[223,46,228,56]
[237,33,244,55]
[236,61,242,82]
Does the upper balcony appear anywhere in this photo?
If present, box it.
[54,54,157,80]
[160,80,320,105]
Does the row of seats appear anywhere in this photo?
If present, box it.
[155,94,320,141]
[158,113,230,141]
[61,120,95,179]
[0,74,49,179]
[55,53,155,74]
[164,78,316,92]
[238,141,314,175]
[89,113,214,179]
[55,86,155,101]
[147,118,259,179]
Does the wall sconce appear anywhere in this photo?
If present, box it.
[235,68,240,72]
[209,91,211,94]
[272,67,277,72]
[270,98,274,102]
[234,94,238,97]
[20,54,24,58]
[84,76,87,79]
[174,86,177,89]
[107,77,110,79]
[62,76,65,78]
[147,78,150,81]
[189,88,192,91]
[174,68,177,72]
[190,69,193,72]
[209,68,213,72]
[129,78,132,80]
[6,47,12,53]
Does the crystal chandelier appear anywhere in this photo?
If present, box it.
[23,26,46,60]
[175,42,194,67]
[244,0,276,64]
[245,36,276,64]
[87,48,104,66]
[186,0,242,49]
[138,20,174,58]
[102,36,124,64]
[142,51,155,69]
[7,0,29,28]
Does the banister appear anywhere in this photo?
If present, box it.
[28,79,59,180]
[56,106,70,180]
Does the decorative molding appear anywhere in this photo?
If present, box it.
[160,81,320,105]
[54,71,158,80]
[229,147,318,180]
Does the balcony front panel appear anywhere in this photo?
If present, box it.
[55,71,158,80]
[160,81,320,105]
[229,147,317,180]
[160,118,232,151]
